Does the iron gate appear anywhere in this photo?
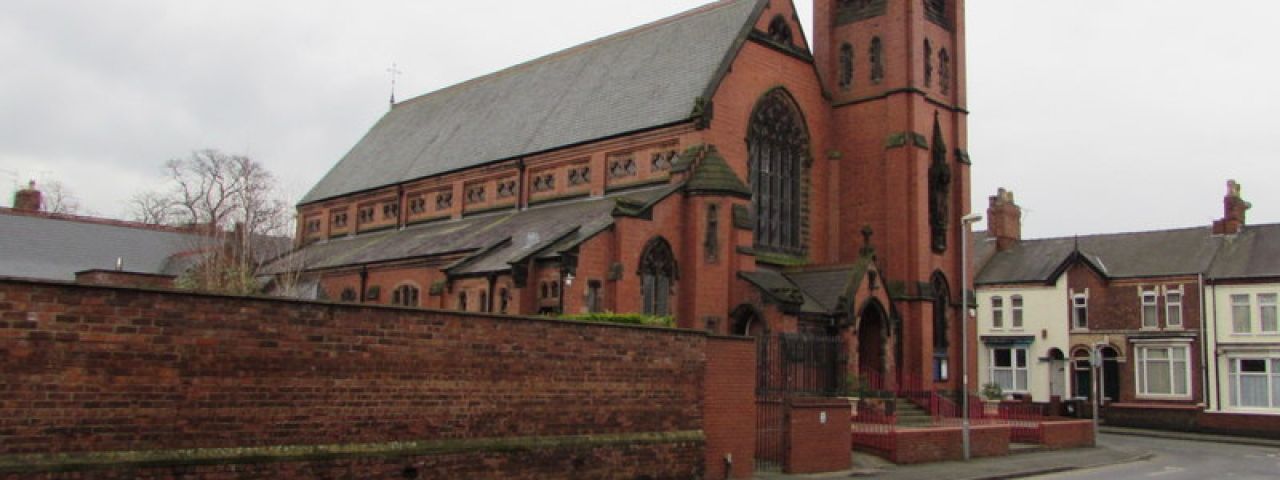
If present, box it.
[754,333,847,472]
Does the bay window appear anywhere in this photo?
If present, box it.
[1228,358,1280,409]
[990,347,1029,393]
[1136,345,1190,398]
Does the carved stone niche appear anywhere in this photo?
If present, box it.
[836,0,887,25]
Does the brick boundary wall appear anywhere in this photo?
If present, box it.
[0,278,748,478]
[785,398,851,473]
[1106,406,1280,441]
[1038,420,1096,449]
[703,337,757,479]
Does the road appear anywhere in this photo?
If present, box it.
[1032,433,1280,480]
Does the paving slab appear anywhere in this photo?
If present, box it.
[753,443,1150,480]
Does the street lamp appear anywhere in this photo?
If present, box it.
[960,212,983,461]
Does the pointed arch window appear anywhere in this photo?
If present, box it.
[748,89,809,255]
[839,43,854,90]
[639,237,677,317]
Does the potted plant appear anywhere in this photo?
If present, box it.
[981,382,1004,416]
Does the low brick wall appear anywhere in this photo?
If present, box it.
[0,278,745,478]
[785,398,851,474]
[887,424,1010,464]
[1103,403,1200,431]
[1039,420,1096,449]
[1190,412,1280,440]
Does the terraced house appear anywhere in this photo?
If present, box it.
[975,182,1280,437]
[270,0,979,401]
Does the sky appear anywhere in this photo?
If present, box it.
[1,0,1277,238]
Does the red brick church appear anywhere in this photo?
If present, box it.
[271,0,974,394]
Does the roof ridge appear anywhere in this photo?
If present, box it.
[393,0,746,110]
[1015,224,1213,244]
[0,207,218,236]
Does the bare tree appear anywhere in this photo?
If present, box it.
[39,180,83,214]
[129,190,174,225]
[159,149,290,236]
[135,149,295,295]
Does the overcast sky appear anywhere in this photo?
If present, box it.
[2,1,1277,239]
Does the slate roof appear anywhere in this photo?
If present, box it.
[301,0,765,205]
[739,262,870,315]
[1208,223,1280,280]
[976,226,1223,285]
[0,209,218,281]
[267,186,676,275]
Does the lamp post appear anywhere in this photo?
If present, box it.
[960,213,983,461]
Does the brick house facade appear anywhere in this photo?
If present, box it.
[977,182,1280,432]
[270,0,975,394]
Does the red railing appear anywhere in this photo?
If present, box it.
[850,409,896,455]
[995,402,1048,442]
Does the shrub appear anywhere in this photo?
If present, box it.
[981,382,1004,401]
[560,312,675,328]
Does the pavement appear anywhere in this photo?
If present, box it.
[753,426,1280,479]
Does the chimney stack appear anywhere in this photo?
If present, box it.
[987,188,1022,251]
[13,180,42,212]
[1212,179,1250,235]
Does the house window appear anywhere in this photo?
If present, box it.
[458,291,468,312]
[1228,358,1280,409]
[1136,345,1190,398]
[391,284,419,307]
[1166,288,1183,328]
[1011,295,1024,329]
[1142,288,1160,329]
[382,202,399,220]
[1261,294,1278,333]
[409,196,426,214]
[1072,293,1088,329]
[479,291,488,313]
[748,89,808,255]
[639,237,677,317]
[498,288,510,314]
[990,347,1029,393]
[991,296,1004,329]
[332,212,348,228]
[1232,294,1252,334]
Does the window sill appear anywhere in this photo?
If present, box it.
[1135,394,1194,402]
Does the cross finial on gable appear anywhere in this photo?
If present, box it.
[386,63,403,108]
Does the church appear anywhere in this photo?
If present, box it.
[271,0,974,396]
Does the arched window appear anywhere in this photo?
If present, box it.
[839,43,854,90]
[932,273,951,381]
[923,39,934,87]
[639,237,677,317]
[748,89,809,255]
[869,37,884,84]
[392,284,420,307]
[939,48,951,94]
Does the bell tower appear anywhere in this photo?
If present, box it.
[815,0,973,391]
